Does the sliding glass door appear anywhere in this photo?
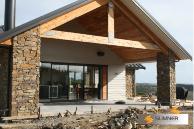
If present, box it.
[40,63,107,102]
[40,63,68,101]
[40,63,51,100]
[51,64,68,100]
[84,66,100,100]
[69,66,84,100]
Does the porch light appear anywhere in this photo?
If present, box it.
[97,51,105,57]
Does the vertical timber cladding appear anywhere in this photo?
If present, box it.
[125,67,135,98]
[157,51,176,105]
[0,47,10,115]
[10,27,40,116]
[102,66,108,100]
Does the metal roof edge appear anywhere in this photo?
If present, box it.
[0,0,91,43]
[123,0,192,60]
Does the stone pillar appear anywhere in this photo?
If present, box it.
[157,51,176,105]
[0,47,10,115]
[10,27,40,116]
[126,67,136,98]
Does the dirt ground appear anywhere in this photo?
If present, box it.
[1,112,119,129]
[0,107,193,129]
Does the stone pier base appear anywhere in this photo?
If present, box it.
[157,51,176,105]
[10,28,40,116]
[126,67,136,98]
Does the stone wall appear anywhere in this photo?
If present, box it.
[126,67,135,98]
[157,51,176,105]
[10,27,40,116]
[0,47,10,113]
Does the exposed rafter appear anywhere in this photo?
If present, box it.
[40,0,108,34]
[124,57,156,63]
[0,39,11,46]
[108,1,114,43]
[112,0,169,55]
[41,30,160,50]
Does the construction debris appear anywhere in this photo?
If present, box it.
[0,106,192,129]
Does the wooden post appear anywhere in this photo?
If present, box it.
[108,1,114,43]
[102,66,108,100]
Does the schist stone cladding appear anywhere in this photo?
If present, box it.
[126,67,136,98]
[157,51,176,105]
[10,27,40,116]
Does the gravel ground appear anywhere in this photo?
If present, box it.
[0,107,193,129]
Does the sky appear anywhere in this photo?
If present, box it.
[0,0,193,84]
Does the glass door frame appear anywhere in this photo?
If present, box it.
[68,65,84,100]
[40,61,108,101]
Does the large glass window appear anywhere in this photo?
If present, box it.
[40,63,105,101]
[84,66,99,100]
[69,66,84,100]
[52,64,68,100]
[40,63,51,100]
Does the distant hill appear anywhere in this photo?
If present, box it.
[136,83,193,91]
[176,84,193,91]
[136,83,193,100]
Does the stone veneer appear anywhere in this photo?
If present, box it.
[10,27,40,116]
[157,51,176,105]
[126,67,136,98]
[0,47,10,114]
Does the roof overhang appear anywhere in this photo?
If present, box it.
[120,0,192,60]
[0,0,192,61]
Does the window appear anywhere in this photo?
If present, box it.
[40,62,106,101]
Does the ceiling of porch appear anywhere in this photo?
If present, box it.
[52,4,161,63]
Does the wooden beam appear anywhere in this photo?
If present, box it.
[40,0,108,34]
[0,39,12,46]
[108,1,114,43]
[112,0,168,54]
[112,48,157,59]
[124,57,156,63]
[41,30,160,50]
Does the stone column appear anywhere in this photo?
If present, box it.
[10,27,40,116]
[157,51,176,105]
[126,67,136,98]
[0,47,10,115]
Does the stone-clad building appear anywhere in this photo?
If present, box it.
[0,0,191,117]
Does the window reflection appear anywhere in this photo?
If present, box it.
[84,66,99,100]
[52,64,68,99]
[69,66,83,100]
[40,63,102,101]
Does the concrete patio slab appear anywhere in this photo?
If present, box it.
[39,100,168,116]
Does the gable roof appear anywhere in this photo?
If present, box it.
[0,0,91,43]
[0,0,192,60]
[121,0,192,60]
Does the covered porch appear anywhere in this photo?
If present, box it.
[38,0,175,105]
[0,0,191,117]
